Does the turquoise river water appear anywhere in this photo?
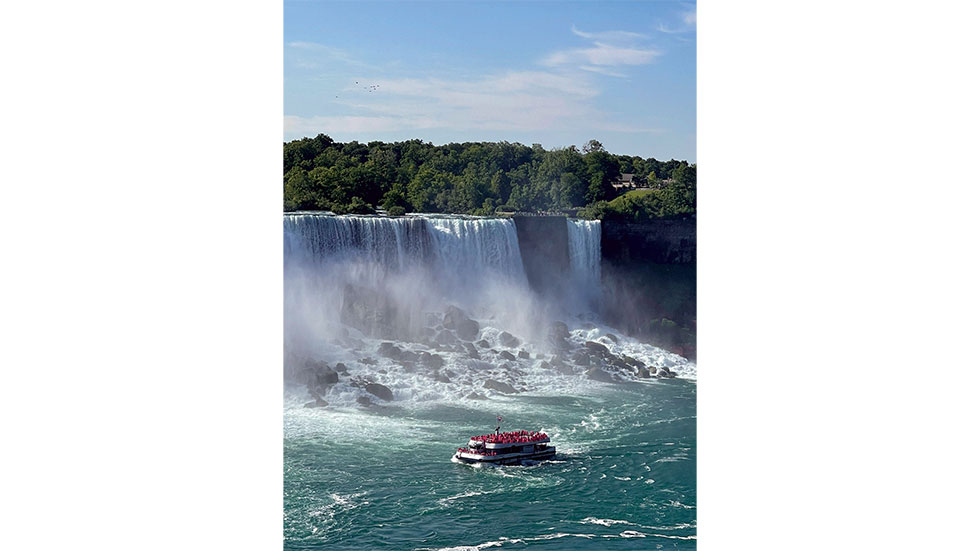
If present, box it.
[284,379,696,550]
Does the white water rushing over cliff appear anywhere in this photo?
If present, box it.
[566,219,601,299]
[284,213,694,409]
[284,214,528,293]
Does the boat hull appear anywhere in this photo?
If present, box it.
[452,447,556,466]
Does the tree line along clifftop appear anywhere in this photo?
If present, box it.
[284,135,695,221]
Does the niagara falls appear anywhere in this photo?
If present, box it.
[283,213,696,549]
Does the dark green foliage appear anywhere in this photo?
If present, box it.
[283,134,695,217]
[386,205,406,216]
[345,196,374,214]
[579,165,696,221]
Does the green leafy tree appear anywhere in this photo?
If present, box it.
[407,165,453,212]
[583,139,605,153]
[345,196,374,214]
[284,167,316,210]
[584,150,619,203]
[381,182,412,212]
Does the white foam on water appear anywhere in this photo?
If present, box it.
[437,489,503,507]
[581,517,631,527]
[417,533,597,551]
[669,499,696,509]
[570,323,697,380]
[416,528,698,551]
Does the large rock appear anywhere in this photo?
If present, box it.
[378,342,402,360]
[318,369,339,386]
[518,350,530,360]
[302,360,339,395]
[498,331,521,348]
[585,341,610,354]
[476,339,490,348]
[435,330,457,345]
[621,355,643,368]
[304,396,328,408]
[636,366,651,378]
[364,383,394,401]
[455,319,480,341]
[547,322,571,352]
[572,351,591,366]
[442,306,481,340]
[586,367,614,383]
[340,284,405,339]
[549,357,576,375]
[443,305,468,327]
[433,371,452,383]
[483,379,518,394]
[656,367,677,379]
[606,353,627,367]
[465,392,488,400]
[499,350,516,361]
[419,352,444,369]
[549,321,570,339]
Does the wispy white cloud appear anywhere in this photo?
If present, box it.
[334,71,599,131]
[578,65,627,78]
[570,25,649,42]
[285,68,658,137]
[543,42,661,67]
[284,29,668,139]
[286,41,375,69]
[543,26,661,77]
[656,5,697,34]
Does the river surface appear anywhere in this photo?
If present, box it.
[284,379,696,550]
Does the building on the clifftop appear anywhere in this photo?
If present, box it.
[613,173,635,189]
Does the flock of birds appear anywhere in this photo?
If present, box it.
[335,81,380,99]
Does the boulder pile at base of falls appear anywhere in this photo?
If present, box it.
[288,301,682,408]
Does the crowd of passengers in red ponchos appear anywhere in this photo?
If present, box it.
[471,430,548,445]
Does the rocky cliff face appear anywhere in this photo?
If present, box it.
[484,214,697,359]
[599,217,696,359]
[600,218,696,265]
[512,216,570,294]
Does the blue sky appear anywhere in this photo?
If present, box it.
[285,1,696,161]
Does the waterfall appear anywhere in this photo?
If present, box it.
[285,214,526,281]
[566,219,601,292]
[282,213,695,399]
[426,217,528,287]
[284,214,531,311]
[283,214,434,272]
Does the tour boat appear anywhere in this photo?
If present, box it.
[452,430,556,466]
